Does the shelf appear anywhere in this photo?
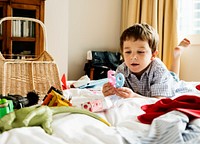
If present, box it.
[9,0,45,6]
[0,0,45,59]
[13,8,36,18]
[2,54,35,59]
[11,37,36,42]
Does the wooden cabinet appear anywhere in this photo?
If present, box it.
[0,0,45,59]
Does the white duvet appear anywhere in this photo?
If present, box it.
[0,84,200,144]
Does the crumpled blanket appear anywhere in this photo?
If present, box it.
[138,95,200,124]
[117,111,200,144]
[0,105,110,134]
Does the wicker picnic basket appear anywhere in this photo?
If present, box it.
[0,17,62,97]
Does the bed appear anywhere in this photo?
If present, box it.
[0,80,200,144]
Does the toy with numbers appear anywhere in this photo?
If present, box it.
[0,98,14,119]
[42,86,72,107]
[107,70,125,88]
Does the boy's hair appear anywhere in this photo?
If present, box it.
[120,23,159,53]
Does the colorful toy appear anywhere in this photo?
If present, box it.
[81,99,105,112]
[0,98,14,119]
[42,86,72,107]
[0,91,39,109]
[107,70,125,88]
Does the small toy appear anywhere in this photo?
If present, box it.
[42,86,72,107]
[81,99,104,112]
[107,70,125,88]
[107,70,116,86]
[0,91,39,109]
[81,97,113,113]
[0,98,14,119]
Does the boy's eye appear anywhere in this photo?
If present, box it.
[137,51,145,54]
[124,51,131,54]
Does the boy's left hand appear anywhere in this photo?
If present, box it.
[115,87,144,98]
[115,87,135,98]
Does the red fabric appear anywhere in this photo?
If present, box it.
[137,95,200,124]
[196,84,200,91]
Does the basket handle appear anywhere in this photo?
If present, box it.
[0,16,48,52]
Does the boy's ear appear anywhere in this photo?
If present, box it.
[151,50,158,60]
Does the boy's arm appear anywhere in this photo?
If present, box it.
[115,87,165,99]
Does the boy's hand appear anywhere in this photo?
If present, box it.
[115,87,143,98]
[102,82,116,96]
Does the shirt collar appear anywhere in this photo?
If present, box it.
[124,59,156,78]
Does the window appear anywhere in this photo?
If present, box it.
[178,0,200,81]
[178,0,200,44]
[178,0,200,35]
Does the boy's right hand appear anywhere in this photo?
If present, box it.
[102,82,116,96]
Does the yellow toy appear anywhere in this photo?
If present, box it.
[42,86,72,107]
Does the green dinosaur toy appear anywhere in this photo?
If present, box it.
[0,105,110,134]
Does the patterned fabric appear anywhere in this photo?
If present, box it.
[116,58,178,97]
[117,111,200,144]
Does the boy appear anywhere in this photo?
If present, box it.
[102,23,190,98]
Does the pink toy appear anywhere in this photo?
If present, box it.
[107,70,125,88]
[81,99,104,112]
[107,70,116,87]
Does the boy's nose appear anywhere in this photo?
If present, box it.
[131,55,137,60]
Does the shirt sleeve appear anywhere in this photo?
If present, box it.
[150,66,176,98]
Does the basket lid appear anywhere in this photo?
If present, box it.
[35,51,54,61]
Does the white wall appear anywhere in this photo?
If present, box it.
[45,0,69,79]
[179,35,200,81]
[45,0,121,80]
[180,45,200,81]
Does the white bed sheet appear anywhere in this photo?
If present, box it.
[0,82,200,144]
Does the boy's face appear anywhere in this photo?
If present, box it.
[122,39,157,77]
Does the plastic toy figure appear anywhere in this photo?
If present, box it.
[0,98,14,118]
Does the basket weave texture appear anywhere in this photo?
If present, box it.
[0,17,62,97]
[0,51,62,97]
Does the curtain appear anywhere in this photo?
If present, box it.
[121,0,178,69]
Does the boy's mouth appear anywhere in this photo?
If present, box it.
[131,63,139,66]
